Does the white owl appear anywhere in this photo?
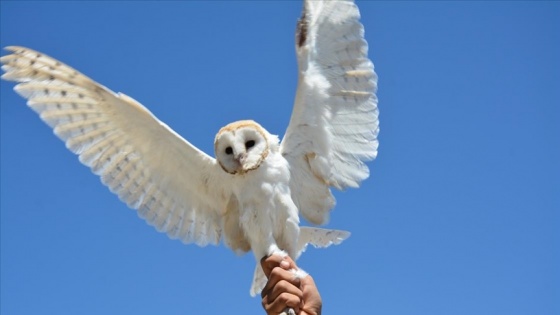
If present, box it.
[1,0,378,299]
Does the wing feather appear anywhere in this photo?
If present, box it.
[1,46,231,247]
[281,0,379,225]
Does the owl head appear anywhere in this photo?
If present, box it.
[214,120,278,175]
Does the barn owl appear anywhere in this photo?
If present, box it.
[1,0,378,300]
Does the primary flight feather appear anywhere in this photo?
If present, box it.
[1,0,378,297]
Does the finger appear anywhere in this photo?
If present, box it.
[269,266,302,289]
[280,260,290,270]
[262,266,302,298]
[260,254,284,278]
[281,255,297,270]
[267,279,303,304]
[262,292,301,315]
[260,254,298,278]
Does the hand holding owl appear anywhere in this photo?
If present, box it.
[260,255,322,315]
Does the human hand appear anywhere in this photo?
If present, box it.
[260,255,322,315]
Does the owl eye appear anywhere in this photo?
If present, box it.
[245,140,255,149]
[225,147,233,155]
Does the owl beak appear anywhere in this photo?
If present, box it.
[235,153,247,168]
[235,153,246,164]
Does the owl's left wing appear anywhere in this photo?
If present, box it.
[1,46,232,247]
[280,0,379,225]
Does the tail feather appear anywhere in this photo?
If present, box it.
[296,227,350,257]
[250,264,267,297]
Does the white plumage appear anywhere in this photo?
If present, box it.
[1,0,378,298]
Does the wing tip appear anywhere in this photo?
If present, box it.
[4,46,27,54]
[4,45,18,51]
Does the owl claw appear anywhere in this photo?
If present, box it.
[269,249,288,258]
[280,308,297,315]
[268,249,308,279]
[291,267,308,279]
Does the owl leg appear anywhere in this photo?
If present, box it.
[281,216,300,258]
[268,214,307,278]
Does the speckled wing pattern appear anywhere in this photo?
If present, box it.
[281,0,379,225]
[1,47,232,246]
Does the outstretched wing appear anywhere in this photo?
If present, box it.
[1,46,231,246]
[281,0,379,225]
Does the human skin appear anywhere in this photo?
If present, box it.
[260,255,322,315]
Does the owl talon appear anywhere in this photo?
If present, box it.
[280,308,296,315]
[291,267,308,279]
[268,250,308,279]
[269,249,288,258]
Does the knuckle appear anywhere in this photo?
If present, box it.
[279,292,300,306]
[270,267,283,278]
[278,292,292,304]
[277,280,289,291]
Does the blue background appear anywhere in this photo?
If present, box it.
[1,1,558,314]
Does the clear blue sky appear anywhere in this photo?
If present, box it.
[1,1,558,315]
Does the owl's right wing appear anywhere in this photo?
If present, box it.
[1,46,232,247]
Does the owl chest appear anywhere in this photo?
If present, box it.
[232,155,292,211]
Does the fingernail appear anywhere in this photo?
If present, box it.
[280,260,290,269]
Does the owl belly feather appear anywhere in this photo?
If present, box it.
[233,153,300,261]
